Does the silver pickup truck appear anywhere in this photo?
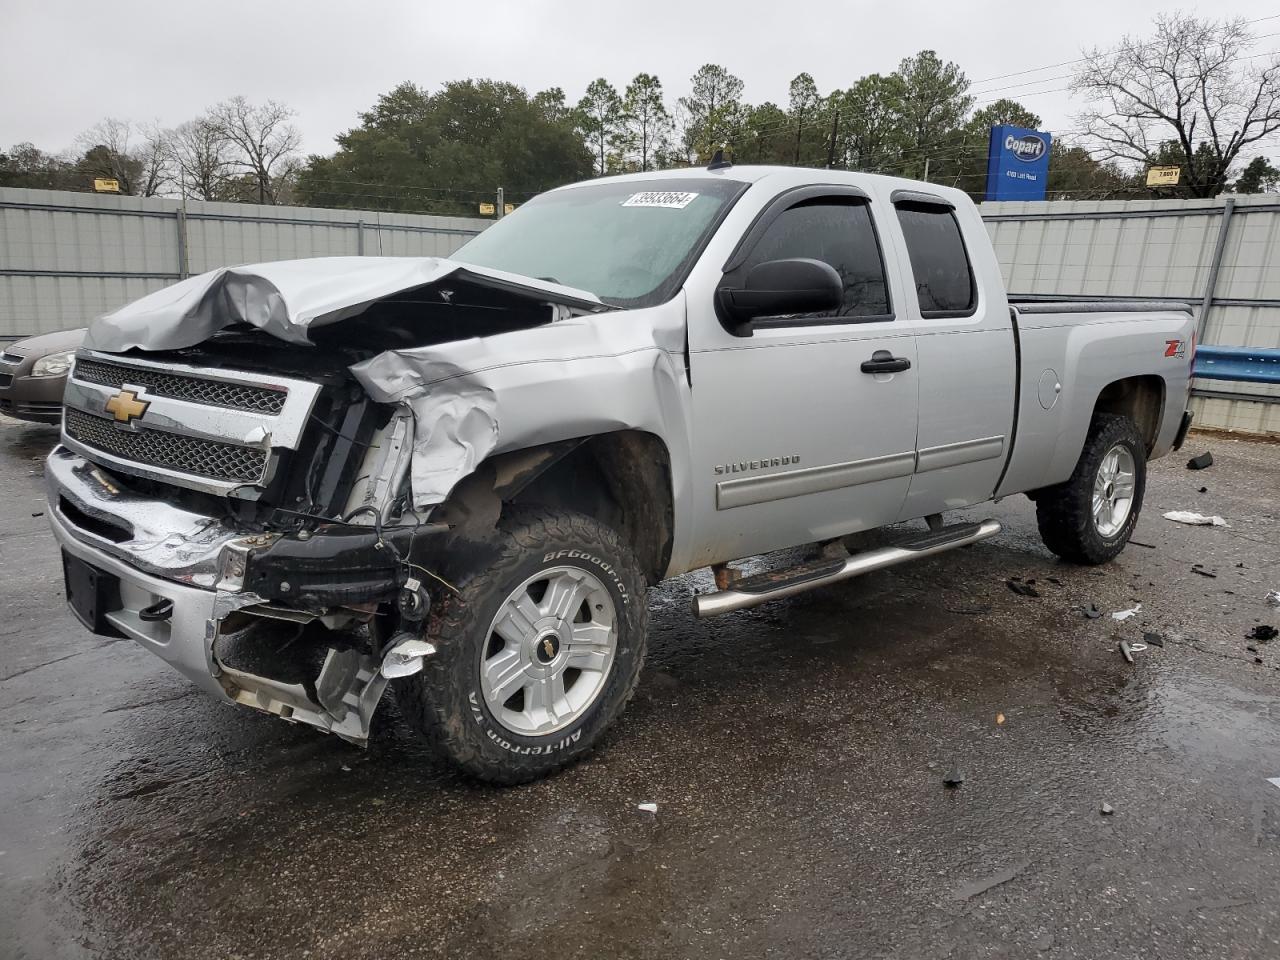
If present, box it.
[47,164,1195,782]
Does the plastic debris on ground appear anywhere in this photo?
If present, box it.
[1084,603,1103,619]
[1112,603,1142,622]
[637,802,658,814]
[1163,511,1229,527]
[943,769,964,789]
[1100,802,1115,815]
[1006,577,1040,598]
[1247,625,1278,643]
[1266,591,1280,608]
[1191,565,1218,578]
[1119,641,1135,664]
[1143,631,1165,648]
[1268,778,1280,791]
[1186,452,1214,470]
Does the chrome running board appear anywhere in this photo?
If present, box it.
[692,519,1002,618]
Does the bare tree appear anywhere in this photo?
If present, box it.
[1073,14,1280,198]
[75,118,151,195]
[169,117,233,200]
[209,96,302,203]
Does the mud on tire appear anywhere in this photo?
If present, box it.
[1034,413,1147,565]
[393,506,648,785]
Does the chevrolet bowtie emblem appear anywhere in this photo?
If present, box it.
[104,389,149,424]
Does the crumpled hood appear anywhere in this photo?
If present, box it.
[83,256,607,353]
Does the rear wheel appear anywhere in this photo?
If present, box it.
[1035,413,1146,565]
[393,506,647,785]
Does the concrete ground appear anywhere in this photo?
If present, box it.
[2,417,1279,960]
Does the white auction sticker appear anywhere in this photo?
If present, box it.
[621,191,699,209]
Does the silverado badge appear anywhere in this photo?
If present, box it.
[105,389,149,424]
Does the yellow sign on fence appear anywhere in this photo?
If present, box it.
[93,178,120,193]
[1146,166,1181,187]
[478,202,496,216]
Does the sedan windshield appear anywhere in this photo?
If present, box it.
[451,177,747,308]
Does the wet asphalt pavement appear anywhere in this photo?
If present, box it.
[2,418,1279,960]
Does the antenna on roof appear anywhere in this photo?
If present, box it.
[707,148,732,171]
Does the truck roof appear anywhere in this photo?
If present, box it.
[552,164,972,208]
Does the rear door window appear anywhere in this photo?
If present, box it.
[895,204,976,317]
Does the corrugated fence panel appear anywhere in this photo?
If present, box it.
[0,187,488,339]
[983,195,1280,434]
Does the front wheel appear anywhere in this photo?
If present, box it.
[1035,413,1147,565]
[393,507,648,785]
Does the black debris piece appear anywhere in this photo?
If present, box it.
[1257,657,1265,665]
[1198,486,1208,493]
[1191,567,1218,579]
[1084,603,1103,619]
[1247,645,1258,653]
[1247,625,1278,643]
[1187,452,1214,470]
[1129,540,1157,549]
[1143,631,1165,648]
[1006,578,1040,598]
[1237,562,1246,569]
[946,604,992,616]
[30,511,42,517]
[943,769,964,789]
[1100,802,1115,816]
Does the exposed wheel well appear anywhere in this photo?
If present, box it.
[1093,375,1165,453]
[433,431,675,585]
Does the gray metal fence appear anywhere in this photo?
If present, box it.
[981,195,1280,434]
[3,186,1276,434]
[0,187,489,340]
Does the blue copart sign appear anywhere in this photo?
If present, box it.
[985,125,1052,201]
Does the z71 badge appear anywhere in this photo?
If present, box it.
[1165,339,1187,359]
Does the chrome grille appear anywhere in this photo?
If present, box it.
[73,358,287,414]
[64,409,268,484]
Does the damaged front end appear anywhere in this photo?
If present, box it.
[48,257,616,744]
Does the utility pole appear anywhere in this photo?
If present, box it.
[826,110,840,169]
[496,187,505,219]
[922,158,931,182]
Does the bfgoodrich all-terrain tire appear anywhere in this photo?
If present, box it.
[1035,413,1147,565]
[393,507,648,785]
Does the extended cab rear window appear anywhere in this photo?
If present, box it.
[895,203,976,317]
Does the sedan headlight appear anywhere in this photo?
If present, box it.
[31,351,74,378]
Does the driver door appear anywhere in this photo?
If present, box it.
[686,186,920,568]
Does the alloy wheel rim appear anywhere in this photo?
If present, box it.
[1092,443,1137,538]
[479,565,618,736]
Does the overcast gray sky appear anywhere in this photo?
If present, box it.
[2,0,1278,159]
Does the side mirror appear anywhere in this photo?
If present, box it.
[717,258,843,329]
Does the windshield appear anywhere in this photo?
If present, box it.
[452,177,747,308]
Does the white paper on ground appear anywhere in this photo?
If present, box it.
[1112,603,1142,622]
[1163,511,1229,526]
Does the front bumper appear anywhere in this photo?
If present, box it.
[0,353,66,423]
[46,445,394,743]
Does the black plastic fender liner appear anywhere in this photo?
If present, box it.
[244,521,449,607]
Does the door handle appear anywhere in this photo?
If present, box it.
[860,350,912,374]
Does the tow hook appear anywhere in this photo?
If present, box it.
[139,598,174,622]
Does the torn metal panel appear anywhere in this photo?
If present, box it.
[83,256,606,353]
[350,299,693,510]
